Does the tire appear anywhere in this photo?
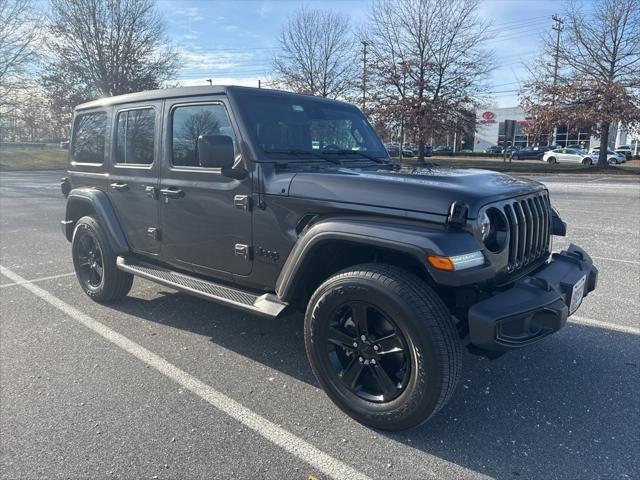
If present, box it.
[547,156,557,164]
[582,157,593,166]
[72,215,133,303]
[304,263,462,431]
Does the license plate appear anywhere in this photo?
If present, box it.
[569,275,586,314]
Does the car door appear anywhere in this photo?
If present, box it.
[159,98,252,279]
[562,148,576,163]
[107,103,161,256]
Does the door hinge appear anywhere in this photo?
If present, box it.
[147,227,161,240]
[234,244,251,260]
[234,195,251,211]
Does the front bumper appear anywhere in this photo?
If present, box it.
[468,244,598,351]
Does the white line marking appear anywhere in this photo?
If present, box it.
[570,315,640,335]
[554,207,640,218]
[545,183,640,190]
[590,256,640,266]
[0,265,371,480]
[0,271,76,288]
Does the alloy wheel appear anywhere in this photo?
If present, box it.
[325,301,411,402]
[76,231,104,288]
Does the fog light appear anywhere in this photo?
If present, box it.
[427,251,485,271]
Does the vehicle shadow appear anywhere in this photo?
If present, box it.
[112,289,639,479]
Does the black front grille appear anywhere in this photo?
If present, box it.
[502,192,551,272]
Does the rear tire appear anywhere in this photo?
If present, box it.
[548,156,557,164]
[304,263,462,431]
[582,158,593,166]
[72,216,133,303]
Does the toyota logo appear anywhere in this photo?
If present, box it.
[482,111,495,120]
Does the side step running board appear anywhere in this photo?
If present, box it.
[116,256,287,318]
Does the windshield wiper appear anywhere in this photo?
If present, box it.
[320,149,389,164]
[262,149,341,164]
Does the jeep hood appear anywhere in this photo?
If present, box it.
[287,167,544,218]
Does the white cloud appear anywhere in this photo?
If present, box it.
[258,1,272,18]
[178,50,256,71]
[175,7,205,22]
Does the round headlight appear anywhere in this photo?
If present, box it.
[481,208,508,253]
[479,211,491,241]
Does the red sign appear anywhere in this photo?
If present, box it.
[480,111,497,124]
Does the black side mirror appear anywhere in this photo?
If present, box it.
[197,135,235,168]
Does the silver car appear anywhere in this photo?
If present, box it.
[543,148,596,165]
[588,147,626,164]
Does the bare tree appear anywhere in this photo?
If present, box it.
[42,0,180,126]
[520,0,640,166]
[364,0,494,162]
[273,6,357,98]
[0,0,40,142]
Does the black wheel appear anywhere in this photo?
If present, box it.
[547,156,557,164]
[582,157,593,166]
[72,216,133,302]
[304,264,462,431]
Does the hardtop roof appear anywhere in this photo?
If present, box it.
[74,85,355,111]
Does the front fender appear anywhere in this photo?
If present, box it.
[275,216,484,300]
[63,188,130,254]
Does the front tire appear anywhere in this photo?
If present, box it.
[72,216,133,303]
[304,264,462,431]
[548,156,557,164]
[582,157,593,166]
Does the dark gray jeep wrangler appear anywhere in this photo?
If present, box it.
[61,86,597,430]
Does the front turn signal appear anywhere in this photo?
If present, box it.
[427,255,456,271]
[427,251,485,272]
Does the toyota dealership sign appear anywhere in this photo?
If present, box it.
[480,111,497,124]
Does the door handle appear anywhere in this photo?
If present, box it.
[110,182,129,192]
[159,187,185,199]
[145,186,158,199]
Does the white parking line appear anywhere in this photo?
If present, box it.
[590,256,640,266]
[570,315,640,335]
[0,271,76,288]
[0,265,371,480]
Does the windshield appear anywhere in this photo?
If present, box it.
[234,92,388,162]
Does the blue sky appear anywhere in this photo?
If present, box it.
[158,0,589,107]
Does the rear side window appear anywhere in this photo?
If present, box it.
[115,108,155,165]
[71,112,106,164]
[171,104,235,167]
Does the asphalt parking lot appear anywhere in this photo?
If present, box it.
[1,170,638,480]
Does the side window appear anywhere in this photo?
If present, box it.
[171,104,235,167]
[115,108,155,165]
[71,112,106,164]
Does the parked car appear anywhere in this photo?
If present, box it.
[60,85,597,431]
[543,148,596,165]
[588,147,626,164]
[384,143,413,158]
[614,145,633,160]
[484,145,503,154]
[566,143,588,151]
[406,144,433,157]
[433,145,452,153]
[510,147,547,160]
